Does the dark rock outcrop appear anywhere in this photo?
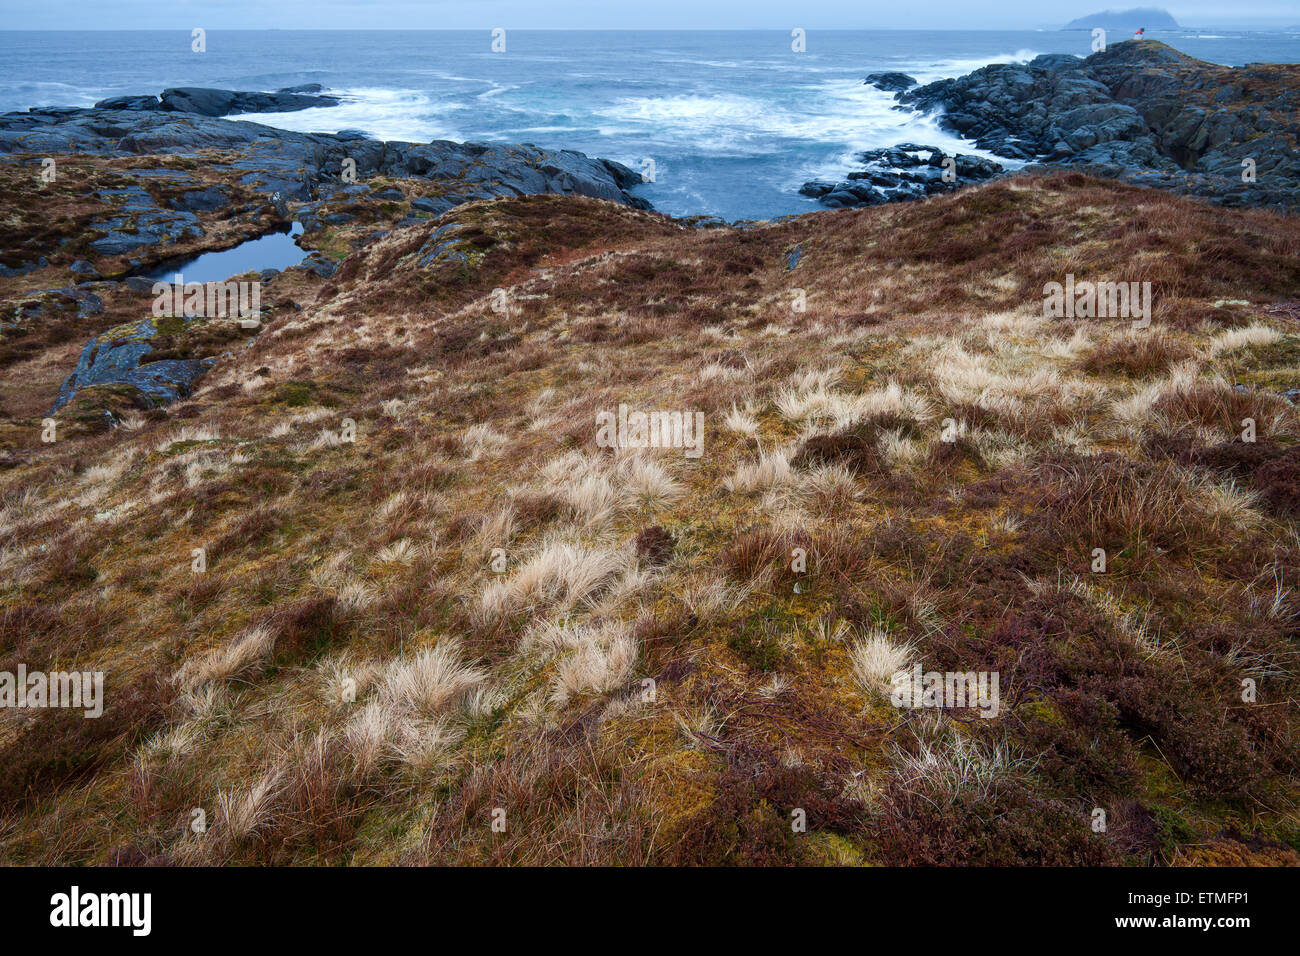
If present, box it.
[864,72,917,93]
[0,100,651,290]
[94,86,342,116]
[2,92,652,413]
[17,286,105,322]
[802,144,1003,209]
[892,40,1300,211]
[0,108,651,217]
[50,317,213,412]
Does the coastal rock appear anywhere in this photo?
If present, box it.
[13,286,104,323]
[891,39,1300,211]
[0,256,49,277]
[51,317,211,412]
[0,109,651,217]
[94,86,342,116]
[864,72,917,93]
[93,95,163,111]
[411,196,454,216]
[170,186,231,212]
[6,88,657,416]
[802,144,1003,209]
[0,101,651,280]
[296,252,338,278]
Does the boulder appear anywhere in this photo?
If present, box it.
[160,87,341,116]
[802,145,1003,209]
[51,317,211,412]
[93,95,162,111]
[865,72,917,93]
[296,252,337,278]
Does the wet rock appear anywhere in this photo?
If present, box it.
[94,86,342,117]
[799,180,836,198]
[85,185,206,257]
[93,95,163,111]
[415,224,471,268]
[0,256,49,277]
[51,317,212,412]
[865,72,917,93]
[296,252,337,278]
[411,195,455,216]
[802,145,1003,209]
[171,186,231,212]
[14,287,104,322]
[889,39,1300,211]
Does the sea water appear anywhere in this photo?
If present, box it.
[1,29,1297,220]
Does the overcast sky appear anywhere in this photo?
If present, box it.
[0,1,1293,30]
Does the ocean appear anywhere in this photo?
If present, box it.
[1,29,1298,221]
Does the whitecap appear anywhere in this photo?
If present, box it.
[230,87,459,142]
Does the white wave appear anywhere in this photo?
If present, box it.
[513,125,587,134]
[593,79,1013,179]
[903,48,1044,83]
[231,87,458,142]
[789,80,1018,188]
[5,80,105,110]
[603,93,770,127]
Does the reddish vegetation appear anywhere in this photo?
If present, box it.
[1,171,1299,865]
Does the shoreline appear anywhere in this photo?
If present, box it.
[0,36,1296,415]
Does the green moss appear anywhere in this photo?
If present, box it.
[153,315,188,338]
[278,380,317,407]
[728,603,794,671]
[1151,804,1198,858]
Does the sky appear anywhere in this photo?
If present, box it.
[0,1,1294,31]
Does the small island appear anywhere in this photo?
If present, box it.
[1062,7,1179,30]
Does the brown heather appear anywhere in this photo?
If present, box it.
[1,170,1299,865]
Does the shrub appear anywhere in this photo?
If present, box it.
[670,743,864,865]
[634,525,676,567]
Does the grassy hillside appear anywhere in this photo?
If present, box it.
[2,172,1300,864]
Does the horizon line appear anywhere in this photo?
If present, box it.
[0,25,1294,32]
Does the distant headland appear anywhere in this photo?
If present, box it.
[1062,8,1180,30]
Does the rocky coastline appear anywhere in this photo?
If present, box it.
[0,92,651,413]
[93,84,342,116]
[804,39,1300,212]
[4,39,1299,415]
